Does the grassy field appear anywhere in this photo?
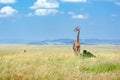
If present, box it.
[0,44,120,80]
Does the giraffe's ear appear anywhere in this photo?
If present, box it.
[73,29,76,31]
[77,26,80,30]
[73,28,77,31]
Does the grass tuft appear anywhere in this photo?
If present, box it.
[81,64,120,73]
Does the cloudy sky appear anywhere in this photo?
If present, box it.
[0,0,120,41]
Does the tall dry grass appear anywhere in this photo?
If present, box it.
[0,45,120,80]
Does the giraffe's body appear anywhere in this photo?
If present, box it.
[73,27,80,56]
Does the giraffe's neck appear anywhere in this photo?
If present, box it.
[76,31,80,43]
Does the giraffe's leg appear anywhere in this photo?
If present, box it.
[74,50,77,56]
[73,48,77,56]
[73,43,76,55]
[77,47,80,55]
[75,47,78,56]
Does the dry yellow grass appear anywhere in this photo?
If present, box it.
[0,44,120,80]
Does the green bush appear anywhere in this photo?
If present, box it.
[81,50,96,58]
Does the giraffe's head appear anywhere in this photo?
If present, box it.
[73,26,80,32]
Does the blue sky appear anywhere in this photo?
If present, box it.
[0,0,120,41]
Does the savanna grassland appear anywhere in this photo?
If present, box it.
[0,45,120,80]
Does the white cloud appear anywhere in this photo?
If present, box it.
[80,8,84,11]
[93,0,115,2]
[30,0,59,9]
[30,0,59,16]
[104,0,120,6]
[72,14,88,19]
[93,0,120,6]
[68,11,75,15]
[115,2,120,6]
[111,14,117,17]
[68,11,88,19]
[60,11,64,14]
[0,6,17,17]
[35,9,58,16]
[0,0,16,4]
[27,13,34,16]
[61,0,87,3]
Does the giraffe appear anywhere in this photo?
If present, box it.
[73,26,80,56]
